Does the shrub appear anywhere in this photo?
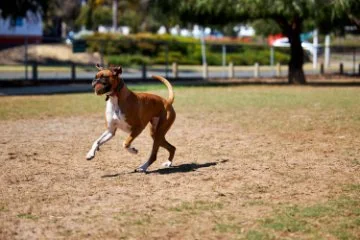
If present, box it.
[107,54,152,66]
[84,33,290,66]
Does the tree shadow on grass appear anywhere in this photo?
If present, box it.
[101,161,223,178]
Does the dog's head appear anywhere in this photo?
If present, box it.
[92,64,123,96]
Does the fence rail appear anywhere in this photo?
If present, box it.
[0,36,359,85]
[0,62,359,88]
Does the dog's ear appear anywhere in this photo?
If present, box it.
[111,66,122,76]
[96,63,104,71]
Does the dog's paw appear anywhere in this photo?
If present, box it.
[86,151,95,160]
[126,147,138,155]
[134,167,147,173]
[162,161,172,168]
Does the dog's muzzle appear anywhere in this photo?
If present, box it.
[92,77,108,88]
[92,77,112,96]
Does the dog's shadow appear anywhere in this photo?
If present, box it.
[101,161,220,178]
[148,162,217,174]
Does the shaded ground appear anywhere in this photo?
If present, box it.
[0,44,100,65]
[0,86,359,239]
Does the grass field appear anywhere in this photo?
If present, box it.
[0,84,359,239]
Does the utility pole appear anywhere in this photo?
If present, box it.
[112,0,118,32]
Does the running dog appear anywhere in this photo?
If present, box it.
[86,64,176,172]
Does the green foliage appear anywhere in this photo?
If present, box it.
[0,0,49,22]
[177,0,360,83]
[119,8,143,33]
[252,19,282,37]
[107,54,151,66]
[86,33,290,66]
[92,6,112,27]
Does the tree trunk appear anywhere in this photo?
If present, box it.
[112,0,118,32]
[287,17,306,84]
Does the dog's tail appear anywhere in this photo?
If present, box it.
[152,75,174,105]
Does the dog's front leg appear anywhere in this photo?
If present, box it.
[86,129,115,160]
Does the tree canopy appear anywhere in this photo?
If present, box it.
[0,0,48,22]
[174,0,359,84]
[1,0,359,84]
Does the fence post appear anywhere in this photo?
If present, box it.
[24,36,28,80]
[228,62,234,78]
[100,41,104,66]
[313,29,318,70]
[172,62,178,78]
[254,62,259,78]
[276,63,281,77]
[353,47,356,74]
[324,34,330,68]
[270,47,274,66]
[71,63,76,80]
[202,63,208,79]
[320,62,324,75]
[142,64,147,80]
[165,44,169,78]
[222,44,226,77]
[339,63,344,75]
[32,62,38,81]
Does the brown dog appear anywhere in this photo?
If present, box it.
[86,64,176,172]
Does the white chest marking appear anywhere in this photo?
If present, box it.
[106,96,131,133]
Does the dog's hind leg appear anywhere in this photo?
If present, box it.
[160,139,176,167]
[122,128,142,154]
[157,109,176,167]
[136,141,160,172]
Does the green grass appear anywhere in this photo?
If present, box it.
[162,186,359,239]
[1,85,360,135]
[215,223,242,234]
[169,200,224,213]
[208,193,360,239]
[17,213,39,220]
[0,206,8,212]
[0,84,165,120]
[246,230,272,240]
[249,190,360,239]
[1,85,359,239]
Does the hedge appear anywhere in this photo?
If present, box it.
[84,33,290,66]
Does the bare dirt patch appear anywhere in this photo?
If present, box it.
[0,87,359,239]
[0,44,100,65]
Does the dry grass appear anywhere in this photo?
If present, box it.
[0,85,360,239]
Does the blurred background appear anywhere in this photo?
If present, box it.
[0,0,359,84]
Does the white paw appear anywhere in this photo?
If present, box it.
[86,151,95,160]
[162,161,172,168]
[126,147,138,154]
[135,161,149,173]
[134,167,147,173]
